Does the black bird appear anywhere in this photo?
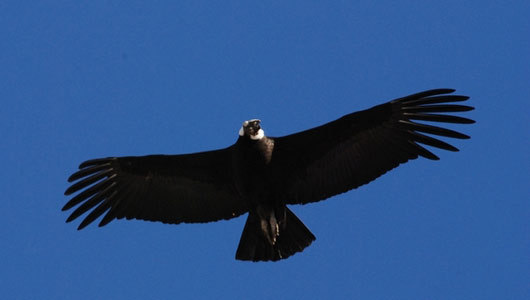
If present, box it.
[63,89,474,262]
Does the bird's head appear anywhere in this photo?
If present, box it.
[239,119,265,140]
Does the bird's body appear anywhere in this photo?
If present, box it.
[64,89,474,261]
[232,121,315,260]
[233,127,280,244]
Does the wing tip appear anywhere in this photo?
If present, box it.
[435,88,456,94]
[64,186,76,196]
[66,214,76,223]
[79,157,115,169]
[423,153,440,160]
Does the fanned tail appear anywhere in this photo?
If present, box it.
[235,207,315,262]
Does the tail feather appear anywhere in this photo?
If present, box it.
[235,207,315,262]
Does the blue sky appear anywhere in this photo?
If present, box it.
[1,1,529,299]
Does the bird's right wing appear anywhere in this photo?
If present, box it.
[272,89,474,205]
[63,148,247,230]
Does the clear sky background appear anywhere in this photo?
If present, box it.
[1,1,529,299]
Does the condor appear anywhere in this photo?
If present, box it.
[64,89,474,262]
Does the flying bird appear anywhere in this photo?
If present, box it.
[63,89,474,262]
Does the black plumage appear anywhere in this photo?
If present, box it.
[64,89,474,261]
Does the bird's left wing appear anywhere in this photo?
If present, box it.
[271,89,474,205]
[63,148,247,230]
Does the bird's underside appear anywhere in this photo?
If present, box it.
[64,89,474,262]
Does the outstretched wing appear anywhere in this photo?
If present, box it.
[272,89,474,205]
[63,148,247,230]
